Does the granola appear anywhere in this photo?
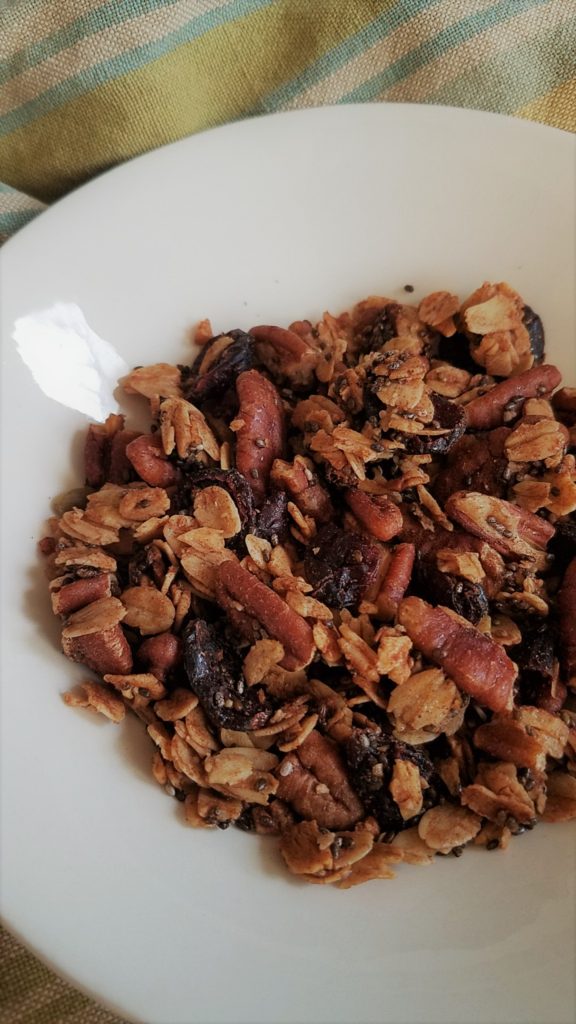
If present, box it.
[41,281,576,888]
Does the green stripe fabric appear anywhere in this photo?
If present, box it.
[0,0,276,136]
[338,0,551,103]
[256,0,442,112]
[426,12,576,114]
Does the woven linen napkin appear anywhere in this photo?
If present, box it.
[1,2,575,1022]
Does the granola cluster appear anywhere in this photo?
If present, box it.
[41,281,576,887]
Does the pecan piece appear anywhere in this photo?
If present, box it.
[216,560,314,670]
[276,730,364,830]
[375,543,415,621]
[51,573,114,616]
[464,365,561,430]
[344,489,402,541]
[557,556,576,688]
[125,434,178,488]
[235,370,285,505]
[271,456,333,523]
[397,597,516,712]
[137,632,182,682]
[445,491,554,568]
[62,625,133,675]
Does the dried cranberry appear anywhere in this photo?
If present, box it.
[413,558,488,625]
[303,523,380,611]
[345,728,434,832]
[182,619,274,731]
[183,330,255,406]
[400,394,465,455]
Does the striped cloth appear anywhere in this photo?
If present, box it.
[1,1,575,1022]
[1,0,576,244]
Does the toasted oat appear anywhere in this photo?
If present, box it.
[418,804,482,853]
[63,680,125,722]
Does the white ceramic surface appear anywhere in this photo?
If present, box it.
[1,105,575,1024]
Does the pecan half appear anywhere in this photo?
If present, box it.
[397,597,516,712]
[216,560,314,671]
[557,556,576,688]
[445,491,554,568]
[250,324,317,386]
[344,489,402,541]
[276,730,364,830]
[125,434,178,488]
[464,365,561,430]
[235,370,285,505]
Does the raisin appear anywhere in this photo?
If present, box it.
[303,523,380,611]
[182,619,274,730]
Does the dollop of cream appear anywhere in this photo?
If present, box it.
[14,303,128,422]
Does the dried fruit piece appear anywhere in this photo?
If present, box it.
[303,523,380,611]
[235,370,285,505]
[414,558,488,625]
[183,330,255,405]
[183,619,274,731]
[397,597,516,712]
[345,728,433,832]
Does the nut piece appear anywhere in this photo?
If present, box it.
[217,560,314,671]
[137,632,182,681]
[235,370,285,504]
[375,543,415,621]
[125,434,178,487]
[271,456,333,523]
[51,573,114,616]
[344,489,403,541]
[418,804,482,853]
[397,596,516,712]
[276,730,364,830]
[62,625,133,675]
[464,365,561,430]
[445,491,554,569]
